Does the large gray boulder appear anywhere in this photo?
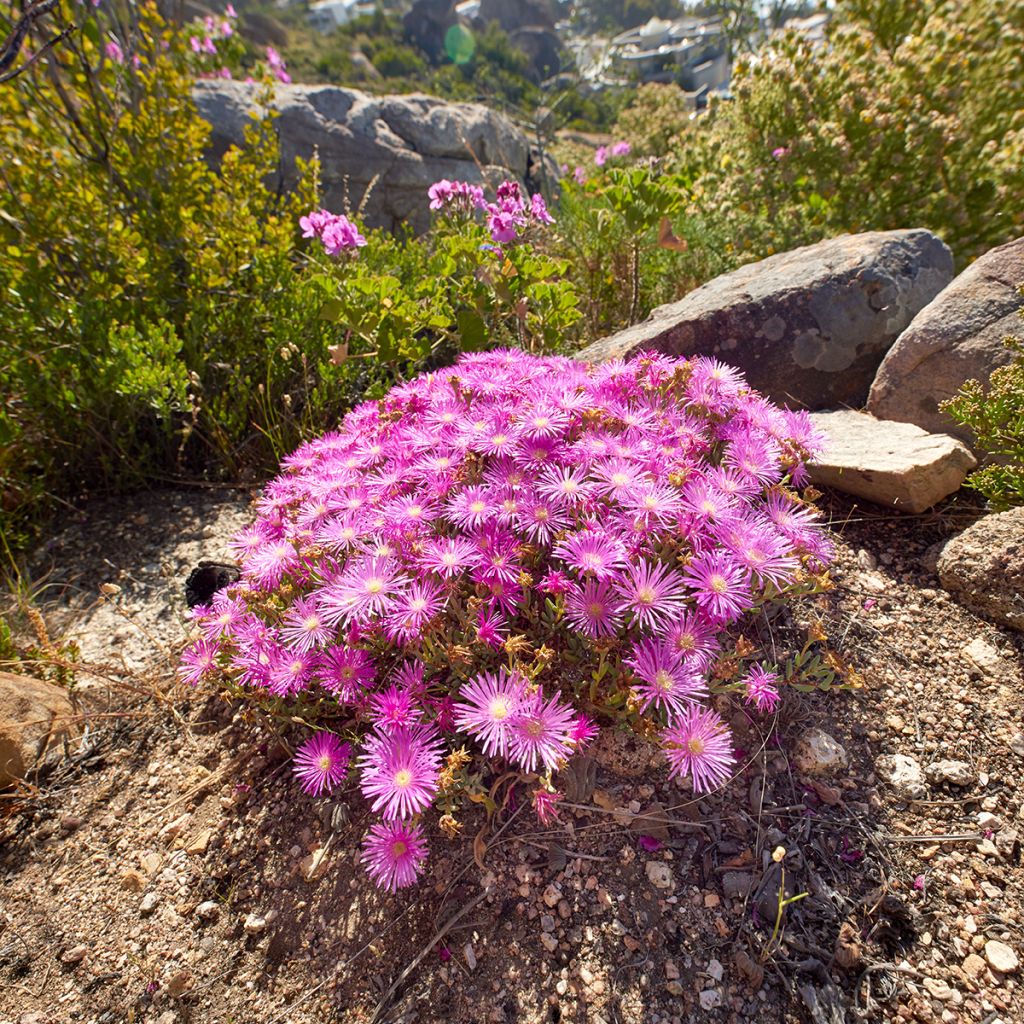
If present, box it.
[806,410,976,513]
[937,508,1024,633]
[577,230,954,409]
[194,81,541,234]
[867,236,1024,448]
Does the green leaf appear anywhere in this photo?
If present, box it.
[456,309,488,352]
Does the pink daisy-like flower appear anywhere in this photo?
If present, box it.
[358,724,443,820]
[538,569,573,595]
[475,606,507,650]
[569,713,599,749]
[280,596,332,652]
[445,486,495,530]
[320,556,409,626]
[742,665,781,713]
[369,684,424,732]
[681,551,751,622]
[507,690,576,773]
[178,638,220,686]
[320,645,375,699]
[662,706,736,793]
[293,732,351,796]
[625,637,706,720]
[666,611,720,669]
[454,668,528,758]
[565,579,624,638]
[383,579,445,644]
[614,560,688,633]
[361,820,428,892]
[554,531,627,580]
[420,536,479,578]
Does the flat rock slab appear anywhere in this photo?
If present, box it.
[938,507,1024,633]
[577,230,953,409]
[807,410,976,513]
[868,235,1024,447]
[0,671,78,787]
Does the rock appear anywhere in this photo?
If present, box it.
[121,869,147,892]
[540,933,559,953]
[185,827,212,856]
[938,508,1024,633]
[0,671,78,787]
[699,989,722,1010]
[195,900,220,922]
[923,978,959,1002]
[243,913,267,936]
[806,411,976,513]
[60,944,87,966]
[1010,732,1024,757]
[984,940,1018,974]
[140,852,162,875]
[868,236,1024,447]
[645,861,674,890]
[876,753,927,800]
[962,637,1006,678]
[707,958,724,982]
[721,871,754,899]
[961,953,988,980]
[140,892,159,915]
[925,760,974,787]
[792,728,848,776]
[194,81,546,236]
[577,230,953,409]
[463,942,477,971]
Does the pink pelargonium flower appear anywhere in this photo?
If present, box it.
[594,145,609,166]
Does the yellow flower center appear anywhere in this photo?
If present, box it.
[408,505,422,517]
[534,508,549,521]
[491,434,507,447]
[686,737,706,755]
[588,602,604,618]
[318,755,332,771]
[654,670,673,693]
[612,473,628,487]
[636,586,656,606]
[392,840,407,856]
[303,615,320,631]
[709,574,728,594]
[533,416,550,428]
[489,697,510,720]
[470,500,486,514]
[394,769,412,788]
[365,578,384,595]
[525,719,544,739]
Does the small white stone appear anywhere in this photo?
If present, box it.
[984,940,1019,974]
[139,893,159,915]
[645,861,674,890]
[793,728,848,776]
[463,943,477,971]
[925,760,974,787]
[707,958,724,982]
[195,901,219,922]
[699,989,722,1010]
[243,913,267,936]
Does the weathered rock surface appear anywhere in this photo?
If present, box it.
[792,728,848,776]
[868,236,1024,446]
[876,753,927,800]
[0,671,77,787]
[194,81,544,234]
[807,410,976,513]
[937,508,1024,632]
[577,230,954,409]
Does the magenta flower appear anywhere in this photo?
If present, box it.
[280,596,332,652]
[300,209,366,255]
[178,638,220,686]
[662,706,736,792]
[533,788,562,825]
[507,690,576,773]
[565,579,624,638]
[105,39,124,63]
[293,732,351,796]
[358,725,443,819]
[554,531,627,580]
[610,141,631,157]
[614,560,688,633]
[594,145,609,166]
[626,637,706,720]
[361,821,428,892]
[681,551,751,623]
[454,668,527,758]
[742,665,781,713]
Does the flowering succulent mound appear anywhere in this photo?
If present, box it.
[181,350,831,890]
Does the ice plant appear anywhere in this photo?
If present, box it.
[181,349,831,891]
[292,732,351,796]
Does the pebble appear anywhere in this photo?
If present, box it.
[1010,732,1024,757]
[792,728,848,776]
[243,913,267,936]
[665,960,680,980]
[542,885,561,908]
[541,914,556,932]
[186,828,213,856]
[464,943,477,971]
[540,933,558,954]
[876,753,927,800]
[706,958,724,982]
[984,940,1019,974]
[139,893,159,915]
[923,978,959,1002]
[961,953,988,980]
[121,869,147,892]
[698,989,722,1010]
[925,760,975,787]
[195,900,220,922]
[60,944,87,966]
[645,861,673,890]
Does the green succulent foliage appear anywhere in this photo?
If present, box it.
[940,305,1024,510]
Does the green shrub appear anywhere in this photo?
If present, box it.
[940,300,1024,509]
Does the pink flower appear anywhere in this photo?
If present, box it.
[292,732,350,796]
[362,821,428,892]
[742,665,781,713]
[573,166,587,184]
[358,724,443,820]
[772,147,789,160]
[594,145,609,166]
[533,788,562,825]
[454,668,527,758]
[662,706,736,793]
[626,637,706,720]
[614,560,689,633]
[105,39,124,63]
[507,690,576,773]
[565,579,624,638]
[610,141,631,157]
